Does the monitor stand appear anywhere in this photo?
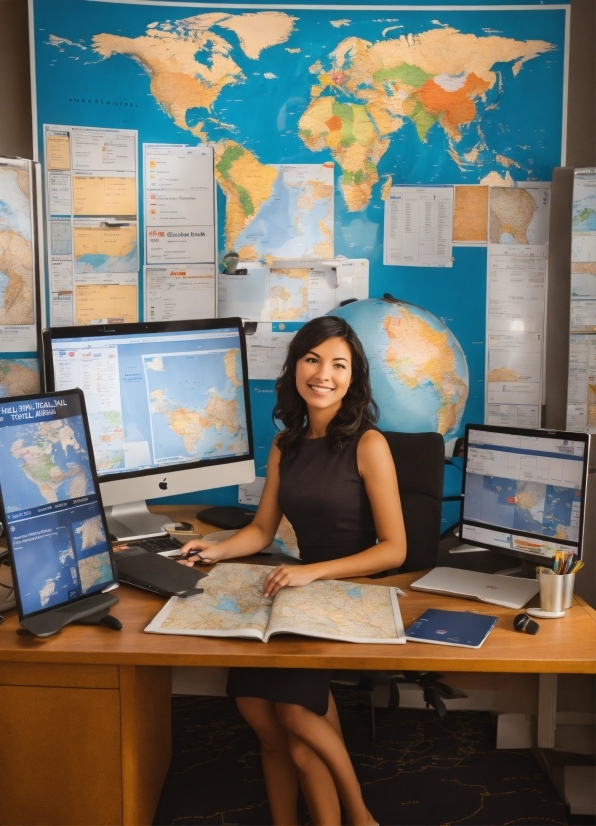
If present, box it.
[104,501,168,542]
[19,593,121,638]
[495,560,539,580]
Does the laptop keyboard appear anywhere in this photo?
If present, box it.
[116,535,183,553]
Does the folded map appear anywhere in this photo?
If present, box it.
[145,563,405,644]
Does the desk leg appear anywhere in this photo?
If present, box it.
[119,666,172,826]
[537,674,558,749]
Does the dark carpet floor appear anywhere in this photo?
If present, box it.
[153,688,568,826]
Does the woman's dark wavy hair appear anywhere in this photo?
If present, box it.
[273,315,379,462]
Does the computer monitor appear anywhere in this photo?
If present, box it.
[0,389,118,628]
[459,424,590,573]
[43,319,255,541]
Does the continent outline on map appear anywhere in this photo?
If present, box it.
[48,8,558,224]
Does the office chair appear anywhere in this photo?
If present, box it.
[333,431,467,734]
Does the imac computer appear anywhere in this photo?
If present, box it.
[459,424,590,575]
[43,318,255,541]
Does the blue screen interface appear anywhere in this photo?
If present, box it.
[50,327,249,476]
[461,429,586,559]
[0,393,115,617]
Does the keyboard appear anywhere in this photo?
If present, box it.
[116,534,183,553]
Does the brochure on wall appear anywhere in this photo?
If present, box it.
[143,144,216,320]
[485,403,540,429]
[218,259,368,323]
[383,186,453,267]
[43,124,139,326]
[485,183,549,429]
[0,158,39,353]
[485,331,543,428]
[244,321,301,380]
[143,143,215,264]
[566,334,596,433]
[488,183,550,258]
[571,265,596,298]
[566,172,596,433]
[145,264,216,322]
[571,171,596,264]
[487,256,546,333]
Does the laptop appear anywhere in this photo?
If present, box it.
[410,567,539,610]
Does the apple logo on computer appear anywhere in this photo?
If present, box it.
[159,479,168,490]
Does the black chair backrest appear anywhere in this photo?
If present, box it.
[382,431,445,574]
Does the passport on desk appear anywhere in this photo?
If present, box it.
[405,608,498,649]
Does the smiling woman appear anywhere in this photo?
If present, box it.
[178,316,406,826]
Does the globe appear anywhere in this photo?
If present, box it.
[333,298,469,439]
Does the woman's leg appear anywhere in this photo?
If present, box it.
[285,694,343,825]
[275,699,375,826]
[235,696,299,826]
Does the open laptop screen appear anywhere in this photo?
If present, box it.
[0,390,117,619]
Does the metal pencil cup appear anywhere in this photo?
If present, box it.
[538,570,575,612]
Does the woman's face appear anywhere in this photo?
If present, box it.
[295,336,353,414]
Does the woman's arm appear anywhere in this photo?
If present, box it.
[178,442,284,564]
[263,430,406,596]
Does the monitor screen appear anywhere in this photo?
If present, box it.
[43,319,255,540]
[44,319,253,481]
[460,424,590,565]
[0,390,117,619]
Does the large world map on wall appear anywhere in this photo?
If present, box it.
[39,3,564,259]
[32,0,566,509]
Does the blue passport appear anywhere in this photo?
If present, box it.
[405,608,498,649]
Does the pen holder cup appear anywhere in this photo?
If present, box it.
[538,570,575,612]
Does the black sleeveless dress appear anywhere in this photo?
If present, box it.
[226,425,378,715]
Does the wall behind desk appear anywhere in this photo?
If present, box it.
[1,1,595,512]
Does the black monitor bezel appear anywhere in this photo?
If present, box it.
[459,422,590,567]
[42,317,254,485]
[0,388,118,621]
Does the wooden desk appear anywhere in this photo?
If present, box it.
[0,506,594,826]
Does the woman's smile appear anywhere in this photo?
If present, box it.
[295,336,353,414]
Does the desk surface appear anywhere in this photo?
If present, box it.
[0,505,594,674]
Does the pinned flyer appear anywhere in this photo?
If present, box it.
[384,186,453,267]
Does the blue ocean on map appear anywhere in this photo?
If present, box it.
[31,0,567,506]
[75,246,138,273]
[463,474,576,541]
[0,415,93,513]
[144,349,248,463]
[573,198,596,233]
[234,168,332,259]
[11,520,80,615]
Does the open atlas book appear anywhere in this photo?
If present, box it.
[145,563,405,644]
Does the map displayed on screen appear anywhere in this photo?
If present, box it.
[145,348,248,463]
[462,430,585,551]
[0,394,115,617]
[51,328,250,476]
[463,475,581,543]
[0,414,93,513]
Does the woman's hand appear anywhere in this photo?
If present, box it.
[175,539,223,566]
[263,564,319,597]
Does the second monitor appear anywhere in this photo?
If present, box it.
[459,423,589,574]
[44,318,255,541]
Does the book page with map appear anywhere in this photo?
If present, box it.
[145,563,405,644]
